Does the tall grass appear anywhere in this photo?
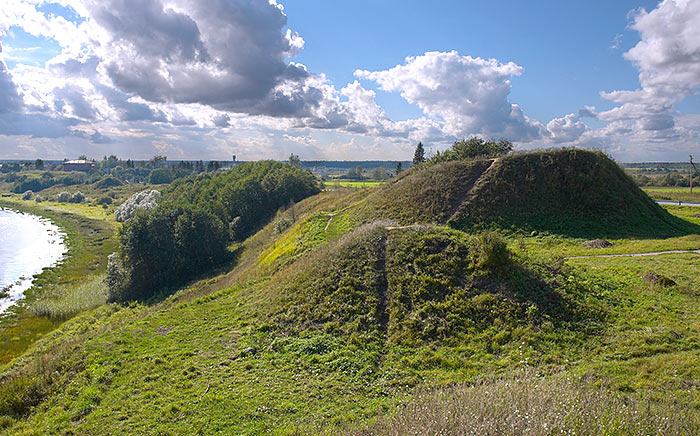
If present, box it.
[30,275,107,320]
[345,371,700,436]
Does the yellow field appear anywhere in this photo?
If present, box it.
[325,179,384,188]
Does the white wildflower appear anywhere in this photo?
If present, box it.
[114,190,161,222]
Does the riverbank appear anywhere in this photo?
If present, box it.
[0,197,118,365]
[0,208,66,312]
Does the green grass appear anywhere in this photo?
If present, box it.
[644,187,699,193]
[503,204,700,258]
[566,252,700,397]
[258,209,355,270]
[29,275,108,320]
[6,219,695,434]
[0,222,619,434]
[3,153,700,434]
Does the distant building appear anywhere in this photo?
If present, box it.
[63,160,96,172]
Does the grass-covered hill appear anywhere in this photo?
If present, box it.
[1,149,700,435]
[356,148,694,238]
[449,149,690,237]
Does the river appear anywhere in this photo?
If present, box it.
[0,208,66,313]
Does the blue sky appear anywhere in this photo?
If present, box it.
[283,0,657,121]
[0,0,699,161]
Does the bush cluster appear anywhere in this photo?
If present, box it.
[107,207,229,302]
[56,192,70,203]
[148,168,175,184]
[429,137,513,165]
[161,160,318,241]
[107,161,319,301]
[69,192,85,203]
[11,172,88,193]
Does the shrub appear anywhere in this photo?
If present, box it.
[97,196,113,205]
[21,190,33,200]
[114,190,161,222]
[105,253,129,302]
[35,195,44,203]
[273,216,294,234]
[11,174,56,193]
[69,192,85,203]
[471,231,510,272]
[56,192,70,203]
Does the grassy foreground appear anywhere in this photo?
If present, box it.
[346,371,700,435]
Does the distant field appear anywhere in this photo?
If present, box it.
[644,187,697,193]
[325,179,385,188]
[643,186,700,202]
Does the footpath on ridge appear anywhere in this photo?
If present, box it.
[566,249,700,259]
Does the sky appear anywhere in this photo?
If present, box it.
[0,0,699,162]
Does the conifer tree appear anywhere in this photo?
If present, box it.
[413,142,425,165]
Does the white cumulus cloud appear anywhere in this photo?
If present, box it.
[356,51,548,142]
[597,0,700,134]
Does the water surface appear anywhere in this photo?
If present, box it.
[0,208,66,313]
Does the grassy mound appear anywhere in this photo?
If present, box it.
[272,221,390,336]
[385,228,582,344]
[266,224,599,348]
[353,149,693,238]
[449,149,694,237]
[354,159,493,225]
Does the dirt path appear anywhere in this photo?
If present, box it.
[374,235,389,333]
[447,158,500,222]
[385,224,424,231]
[566,249,700,259]
[323,213,338,231]
[654,199,700,207]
